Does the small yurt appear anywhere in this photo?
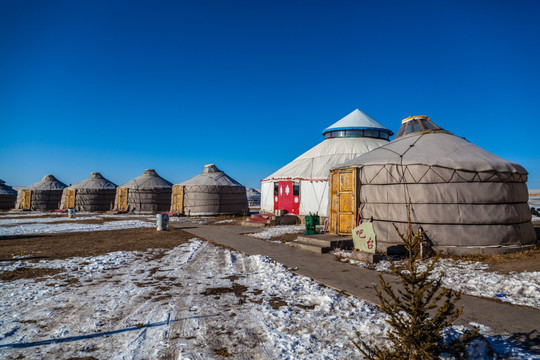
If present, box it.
[171,164,249,216]
[329,115,536,254]
[0,179,17,210]
[115,169,172,213]
[246,188,261,208]
[260,109,393,217]
[16,174,68,211]
[61,172,117,212]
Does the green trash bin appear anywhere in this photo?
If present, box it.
[305,214,320,235]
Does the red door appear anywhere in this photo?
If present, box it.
[273,181,300,215]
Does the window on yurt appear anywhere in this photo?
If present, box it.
[408,120,422,133]
[274,182,279,195]
[395,116,443,139]
[293,182,300,196]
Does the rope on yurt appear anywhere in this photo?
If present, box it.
[396,133,427,226]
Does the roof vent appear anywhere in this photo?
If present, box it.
[394,115,443,139]
[202,164,221,174]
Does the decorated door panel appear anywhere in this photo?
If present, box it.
[273,181,300,215]
[64,189,76,209]
[171,186,184,213]
[117,188,129,212]
[329,168,357,235]
[19,190,32,210]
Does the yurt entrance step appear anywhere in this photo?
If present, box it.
[242,213,300,227]
[289,234,353,254]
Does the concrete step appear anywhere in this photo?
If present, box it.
[288,240,331,254]
[241,221,266,228]
[295,236,353,249]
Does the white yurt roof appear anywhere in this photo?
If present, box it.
[70,172,117,190]
[322,109,392,134]
[264,109,392,182]
[336,131,527,175]
[27,175,68,191]
[178,164,244,187]
[120,169,173,189]
[264,137,389,181]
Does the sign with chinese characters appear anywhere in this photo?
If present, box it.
[352,222,376,253]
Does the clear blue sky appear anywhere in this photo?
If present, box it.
[1,0,539,189]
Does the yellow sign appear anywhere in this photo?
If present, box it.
[352,222,376,253]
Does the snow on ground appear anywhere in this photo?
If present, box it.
[0,216,101,225]
[334,251,540,309]
[1,240,537,359]
[247,225,304,241]
[213,219,237,224]
[0,220,155,236]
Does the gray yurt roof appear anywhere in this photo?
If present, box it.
[336,130,527,176]
[27,175,68,191]
[0,180,17,195]
[177,164,244,187]
[120,169,172,189]
[70,172,117,190]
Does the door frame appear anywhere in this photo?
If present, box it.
[329,168,357,235]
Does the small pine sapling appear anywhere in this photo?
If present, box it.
[355,207,477,359]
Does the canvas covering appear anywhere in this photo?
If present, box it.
[331,131,536,251]
[0,180,17,210]
[61,172,117,212]
[115,169,172,213]
[173,164,249,216]
[16,175,67,211]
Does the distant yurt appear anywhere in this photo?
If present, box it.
[0,179,17,210]
[16,175,67,211]
[61,172,117,212]
[171,164,249,216]
[246,188,261,208]
[329,115,536,254]
[260,109,393,217]
[115,169,172,213]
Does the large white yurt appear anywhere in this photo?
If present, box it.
[329,115,536,254]
[0,179,17,210]
[16,175,68,211]
[115,169,172,213]
[61,172,117,212]
[171,164,249,216]
[260,109,393,217]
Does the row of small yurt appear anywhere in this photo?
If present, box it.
[260,109,393,217]
[329,115,536,254]
[8,166,249,215]
[0,179,17,210]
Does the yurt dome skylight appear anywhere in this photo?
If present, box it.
[322,109,394,140]
[394,115,444,139]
